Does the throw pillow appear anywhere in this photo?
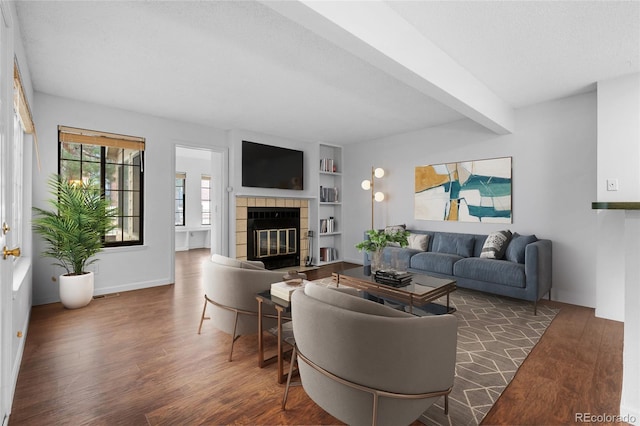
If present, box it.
[408,233,429,251]
[384,224,406,234]
[480,230,513,259]
[385,224,407,247]
[505,233,538,263]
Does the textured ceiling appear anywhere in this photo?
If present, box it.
[15,1,640,144]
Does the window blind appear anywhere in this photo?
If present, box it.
[58,125,145,151]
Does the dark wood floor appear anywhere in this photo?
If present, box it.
[10,249,624,425]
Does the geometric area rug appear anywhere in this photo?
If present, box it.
[417,288,558,425]
[311,278,558,425]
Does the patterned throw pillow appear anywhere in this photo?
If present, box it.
[480,230,513,259]
[385,224,407,247]
[408,233,429,251]
[384,224,406,234]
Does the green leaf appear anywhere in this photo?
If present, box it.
[355,228,409,253]
[32,175,118,275]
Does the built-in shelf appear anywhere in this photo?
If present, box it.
[317,143,342,266]
[592,202,640,210]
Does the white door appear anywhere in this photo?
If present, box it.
[0,4,17,423]
[0,100,10,426]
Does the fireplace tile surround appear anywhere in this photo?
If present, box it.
[236,196,309,267]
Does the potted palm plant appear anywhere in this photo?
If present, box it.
[355,228,410,272]
[32,175,117,309]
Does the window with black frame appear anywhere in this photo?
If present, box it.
[58,126,145,247]
[201,175,211,226]
[175,172,186,226]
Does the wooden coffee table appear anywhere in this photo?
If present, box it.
[332,267,457,315]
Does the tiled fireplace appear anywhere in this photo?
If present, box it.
[236,197,309,269]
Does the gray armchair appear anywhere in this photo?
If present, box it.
[198,254,283,361]
[283,282,457,426]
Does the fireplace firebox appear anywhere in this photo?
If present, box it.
[247,207,300,270]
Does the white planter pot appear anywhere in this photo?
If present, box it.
[59,271,94,309]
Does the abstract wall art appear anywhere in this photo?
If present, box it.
[415,157,512,223]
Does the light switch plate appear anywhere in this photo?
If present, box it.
[607,179,619,191]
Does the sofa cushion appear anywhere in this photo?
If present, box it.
[304,282,411,317]
[505,233,538,264]
[480,230,513,259]
[454,258,526,288]
[410,252,463,275]
[408,233,429,251]
[433,233,475,257]
[211,254,265,270]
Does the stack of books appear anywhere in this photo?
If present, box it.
[319,186,339,202]
[270,279,308,301]
[319,218,336,233]
[319,247,337,262]
[374,270,412,287]
[320,158,336,172]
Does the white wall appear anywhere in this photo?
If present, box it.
[596,72,640,423]
[595,73,640,321]
[597,73,640,202]
[343,92,598,308]
[32,93,228,305]
[226,129,318,258]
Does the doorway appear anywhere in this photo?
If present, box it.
[173,145,226,256]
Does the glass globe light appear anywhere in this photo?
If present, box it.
[361,179,371,190]
[374,192,385,202]
[374,168,385,179]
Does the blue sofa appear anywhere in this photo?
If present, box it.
[364,230,552,314]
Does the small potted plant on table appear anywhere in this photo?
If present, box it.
[355,228,410,272]
[33,176,117,309]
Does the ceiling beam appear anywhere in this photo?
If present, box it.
[262,0,515,135]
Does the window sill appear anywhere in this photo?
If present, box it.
[13,257,32,293]
[102,244,149,254]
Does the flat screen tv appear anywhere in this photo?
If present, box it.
[242,141,304,190]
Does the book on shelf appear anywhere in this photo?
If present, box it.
[270,279,310,301]
[320,158,337,173]
[320,217,336,233]
[319,247,338,262]
[319,186,339,202]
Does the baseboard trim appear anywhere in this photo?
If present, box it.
[32,278,173,306]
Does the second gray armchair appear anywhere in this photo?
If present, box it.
[198,254,283,361]
[283,282,458,426]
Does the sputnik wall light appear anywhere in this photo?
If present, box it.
[361,167,385,230]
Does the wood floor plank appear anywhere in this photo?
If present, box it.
[10,249,624,425]
[482,300,626,425]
